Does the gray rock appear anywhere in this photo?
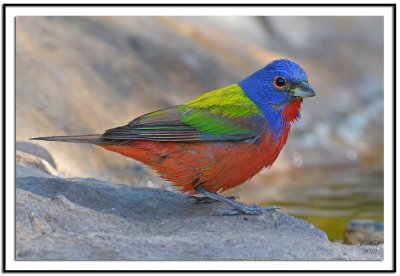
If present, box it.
[16,165,57,179]
[16,141,57,168]
[344,219,384,245]
[16,150,58,177]
[16,164,383,261]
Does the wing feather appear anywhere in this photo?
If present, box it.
[102,106,263,142]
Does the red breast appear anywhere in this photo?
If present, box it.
[101,124,292,193]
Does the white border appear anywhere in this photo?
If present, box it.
[5,4,394,272]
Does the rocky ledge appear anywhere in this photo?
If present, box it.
[15,151,383,261]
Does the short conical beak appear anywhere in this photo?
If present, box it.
[292,82,316,98]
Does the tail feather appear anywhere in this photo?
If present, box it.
[30,134,104,144]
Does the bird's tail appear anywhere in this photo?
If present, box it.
[30,134,104,144]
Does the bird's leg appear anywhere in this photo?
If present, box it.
[194,185,279,215]
[189,178,238,204]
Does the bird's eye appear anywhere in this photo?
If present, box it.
[274,76,286,88]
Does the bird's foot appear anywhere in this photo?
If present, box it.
[188,195,239,204]
[193,184,279,217]
[218,205,280,216]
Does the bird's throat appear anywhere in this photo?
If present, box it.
[283,98,302,122]
[263,98,302,139]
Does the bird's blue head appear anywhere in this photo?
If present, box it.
[239,59,316,137]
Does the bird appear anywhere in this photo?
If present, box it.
[31,59,316,215]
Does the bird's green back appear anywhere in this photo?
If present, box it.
[183,83,261,117]
[177,83,262,136]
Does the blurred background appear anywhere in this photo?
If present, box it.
[16,16,383,241]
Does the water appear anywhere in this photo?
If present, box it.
[229,164,384,242]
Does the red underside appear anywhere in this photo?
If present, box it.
[101,126,289,193]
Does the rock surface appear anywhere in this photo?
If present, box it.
[344,219,384,245]
[16,150,58,177]
[16,154,383,261]
[16,142,57,168]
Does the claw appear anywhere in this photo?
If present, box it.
[193,184,279,217]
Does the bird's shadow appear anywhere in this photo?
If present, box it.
[16,175,220,222]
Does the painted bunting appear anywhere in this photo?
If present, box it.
[32,59,315,215]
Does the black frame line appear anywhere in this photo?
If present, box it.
[2,3,396,273]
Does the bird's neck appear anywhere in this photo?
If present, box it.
[261,98,302,139]
[238,80,303,139]
[282,98,303,122]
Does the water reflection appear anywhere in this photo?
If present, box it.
[228,164,383,241]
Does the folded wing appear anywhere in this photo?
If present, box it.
[102,105,264,142]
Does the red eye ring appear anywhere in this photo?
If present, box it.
[274,76,286,90]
